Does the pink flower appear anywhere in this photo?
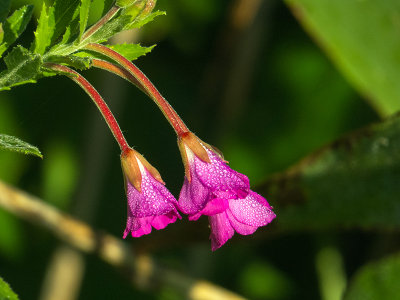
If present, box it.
[121,148,181,238]
[177,132,275,250]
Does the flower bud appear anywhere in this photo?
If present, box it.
[119,0,157,22]
[116,0,140,8]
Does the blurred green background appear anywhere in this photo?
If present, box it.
[1,0,400,299]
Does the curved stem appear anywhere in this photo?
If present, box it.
[84,43,189,136]
[45,63,129,152]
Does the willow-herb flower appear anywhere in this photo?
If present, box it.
[178,132,275,250]
[121,148,181,238]
[79,44,275,248]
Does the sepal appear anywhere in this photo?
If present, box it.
[179,132,210,163]
[121,148,142,192]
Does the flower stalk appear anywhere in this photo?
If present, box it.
[84,43,189,136]
[79,42,275,249]
[87,55,275,249]
[44,63,129,152]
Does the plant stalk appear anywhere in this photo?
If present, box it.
[81,5,120,42]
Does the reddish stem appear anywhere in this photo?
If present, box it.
[45,63,129,152]
[84,43,189,136]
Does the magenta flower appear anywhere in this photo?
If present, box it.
[121,148,181,238]
[177,132,275,250]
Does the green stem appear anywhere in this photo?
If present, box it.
[81,5,120,42]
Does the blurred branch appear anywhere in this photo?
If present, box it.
[0,180,246,300]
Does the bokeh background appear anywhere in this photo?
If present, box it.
[1,0,400,299]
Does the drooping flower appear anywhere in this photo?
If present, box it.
[177,132,275,250]
[121,148,181,238]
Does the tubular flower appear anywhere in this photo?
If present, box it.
[121,148,181,238]
[178,132,275,250]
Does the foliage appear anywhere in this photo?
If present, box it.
[261,113,400,230]
[0,134,42,158]
[0,277,18,300]
[285,0,400,117]
[344,253,400,300]
[0,0,161,156]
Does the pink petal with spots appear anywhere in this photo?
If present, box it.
[178,148,250,216]
[191,149,250,192]
[229,191,276,227]
[209,212,235,251]
[179,175,211,215]
[188,198,229,221]
[123,167,180,238]
[126,171,179,218]
[226,209,258,235]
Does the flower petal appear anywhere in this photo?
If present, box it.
[179,176,211,215]
[226,209,258,235]
[123,164,180,238]
[151,213,179,230]
[128,216,153,237]
[209,212,235,251]
[192,148,250,193]
[179,148,250,215]
[229,191,276,227]
[126,170,179,218]
[188,198,229,221]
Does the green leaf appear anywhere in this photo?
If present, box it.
[84,5,163,44]
[0,277,19,300]
[0,0,10,22]
[33,3,55,55]
[52,0,80,43]
[285,0,400,117]
[109,43,154,60]
[47,1,161,58]
[75,43,154,61]
[79,0,92,41]
[125,10,165,30]
[0,5,34,57]
[344,253,400,300]
[259,113,400,230]
[60,26,71,44]
[0,46,42,91]
[85,14,132,44]
[47,54,92,70]
[0,134,42,158]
